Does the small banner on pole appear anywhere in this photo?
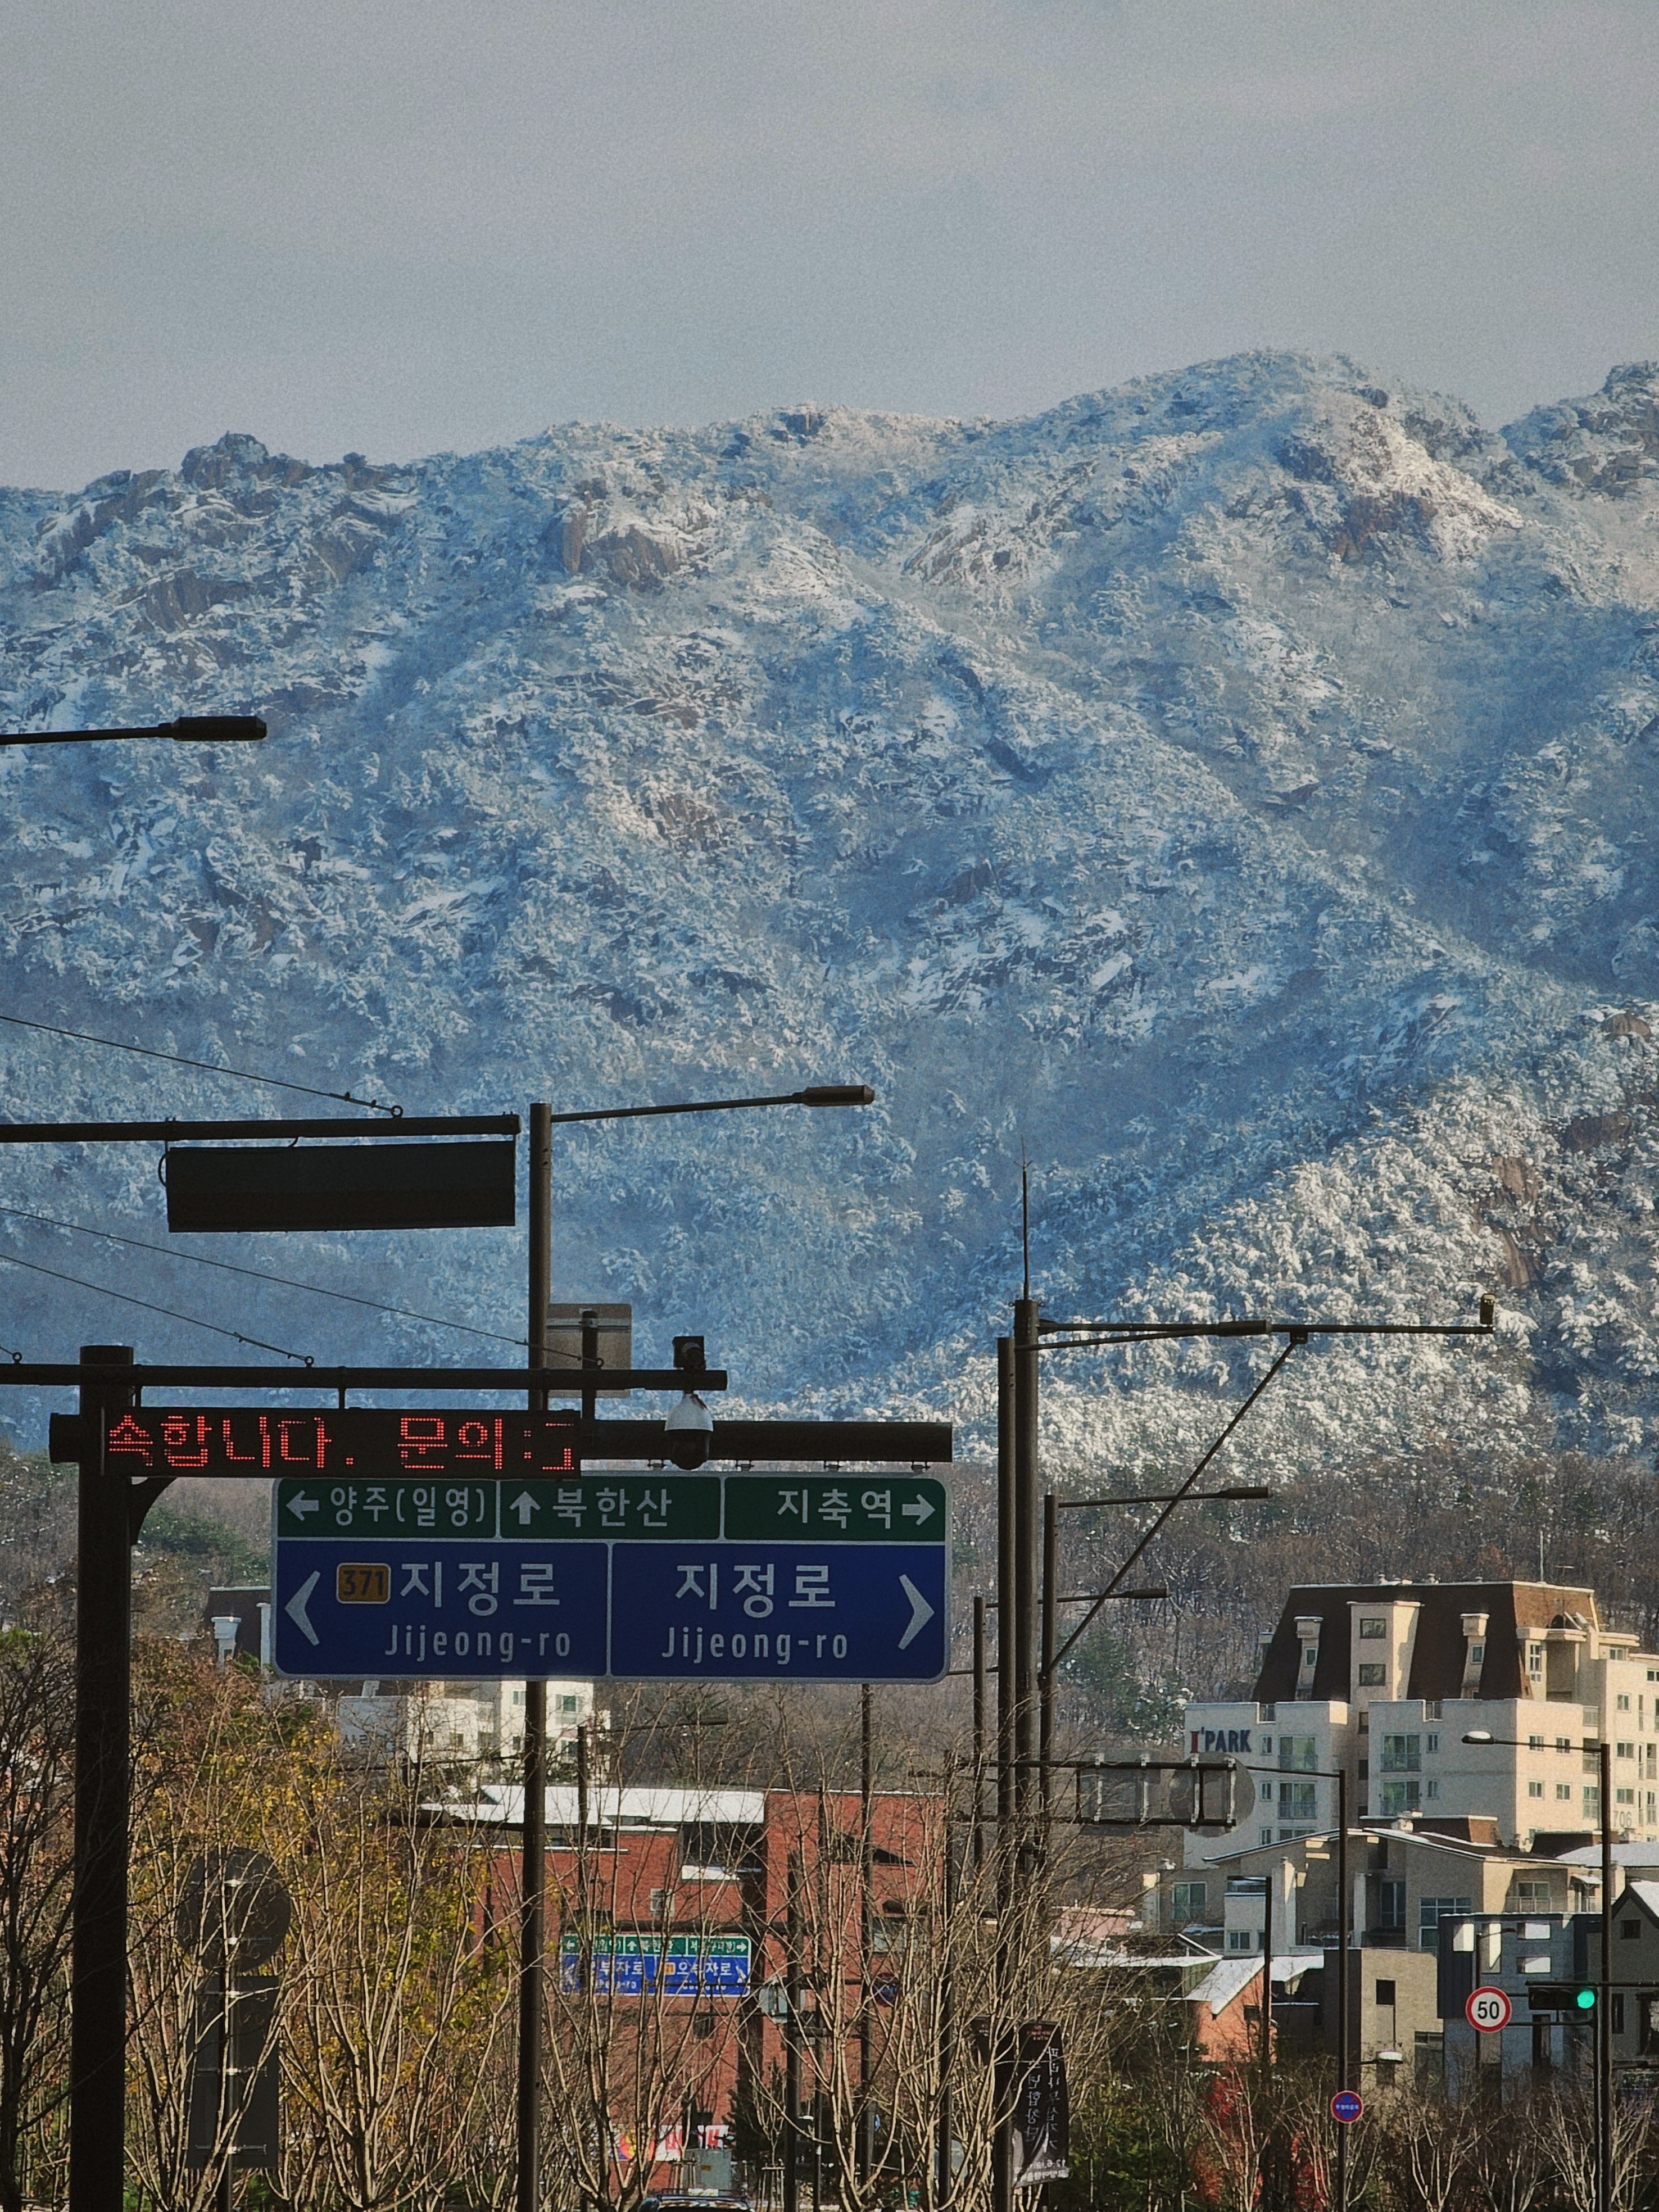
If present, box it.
[1011,2020,1069,2186]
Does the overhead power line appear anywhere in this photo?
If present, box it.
[0,1249,311,1363]
[0,1009,400,1116]
[0,1198,527,1351]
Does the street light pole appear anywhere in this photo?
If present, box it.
[518,1103,552,2212]
[69,1344,137,2212]
[1599,1737,1612,2212]
[519,1080,874,2212]
[1335,1766,1350,2212]
[1465,1729,1613,2212]
[0,715,266,746]
[1244,1762,1350,2209]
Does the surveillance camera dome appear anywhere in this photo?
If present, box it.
[664,1389,714,1471]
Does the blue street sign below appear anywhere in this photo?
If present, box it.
[273,1477,949,1681]
[558,1934,751,1995]
[271,1539,609,1678]
[609,1542,946,1682]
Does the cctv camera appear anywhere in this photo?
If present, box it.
[664,1389,714,1471]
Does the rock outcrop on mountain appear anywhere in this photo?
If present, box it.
[3,352,1659,1484]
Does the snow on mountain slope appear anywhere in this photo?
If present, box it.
[3,350,1659,1482]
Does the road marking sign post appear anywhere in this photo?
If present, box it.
[1330,2090,1363,2125]
[1466,1986,1513,2033]
[272,1467,949,1681]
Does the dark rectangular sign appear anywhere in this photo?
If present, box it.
[165,1139,516,1232]
[105,1408,581,1480]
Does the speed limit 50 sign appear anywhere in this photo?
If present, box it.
[1466,1986,1513,2033]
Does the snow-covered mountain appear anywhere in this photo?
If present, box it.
[3,350,1659,1484]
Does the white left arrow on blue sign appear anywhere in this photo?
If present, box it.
[285,1571,320,1646]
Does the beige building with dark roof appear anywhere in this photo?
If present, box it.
[1182,1580,1659,1873]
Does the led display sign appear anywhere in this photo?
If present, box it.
[101,1408,581,1480]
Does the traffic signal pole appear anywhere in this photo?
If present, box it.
[69,1344,137,2212]
[518,1103,552,2212]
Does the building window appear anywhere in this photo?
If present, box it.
[1377,1879,1407,1933]
[1470,1643,1485,1662]
[1380,1735,1422,1773]
[1172,1883,1207,1925]
[1425,1734,1440,1754]
[1529,1781,1545,1798]
[1357,1663,1387,1687]
[1513,1882,1551,1908]
[1586,1788,1602,1816]
[1261,1828,1274,1845]
[1529,1646,1545,1676]
[1613,1995,1626,2035]
[1617,1789,1637,1806]
[1618,1695,1631,1712]
[1381,1780,1421,1816]
[1426,1780,1440,1799]
[560,1694,579,1714]
[1375,1979,1397,2005]
[1556,1738,1572,1753]
[1279,1736,1318,1772]
[1557,1784,1573,1801]
[1528,1735,1544,1750]
[1619,1743,1636,1760]
[1227,1930,1257,1953]
[1358,1617,1386,1639]
[1258,1780,1274,1802]
[1282,1782,1317,1821]
[1622,1919,1642,1941]
[1420,1897,1472,1951]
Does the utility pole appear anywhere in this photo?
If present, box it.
[859,1685,873,2190]
[784,1859,802,2212]
[1334,1769,1350,2212]
[518,1103,552,2212]
[1259,1873,1273,2084]
[1037,1493,1057,1837]
[1598,1737,1612,2212]
[971,1597,987,1871]
[1011,1298,1040,1822]
[936,1769,957,2212]
[70,1343,137,2212]
[992,1336,1014,2212]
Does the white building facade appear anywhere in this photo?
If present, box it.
[1183,1580,1659,1879]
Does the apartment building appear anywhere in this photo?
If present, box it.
[202,1577,601,1770]
[1182,1579,1659,1869]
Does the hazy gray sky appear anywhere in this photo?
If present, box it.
[4,0,1656,491]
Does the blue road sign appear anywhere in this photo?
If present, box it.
[609,1543,946,1682]
[273,1472,948,1681]
[272,1539,609,1678]
[558,1934,751,1996]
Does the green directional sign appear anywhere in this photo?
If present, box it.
[722,1475,946,1542]
[276,1472,719,1542]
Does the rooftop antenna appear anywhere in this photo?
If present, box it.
[1539,1527,1545,1584]
[1021,1142,1031,1303]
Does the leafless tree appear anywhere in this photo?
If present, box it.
[0,1624,75,2212]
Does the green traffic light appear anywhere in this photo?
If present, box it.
[1576,1988,1597,2010]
